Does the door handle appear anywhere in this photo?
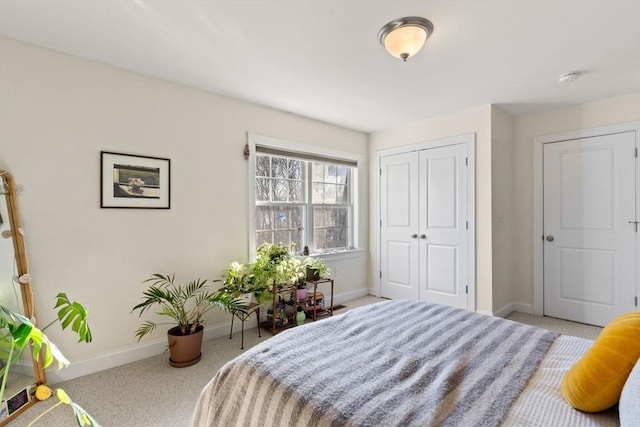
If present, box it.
[629,221,639,232]
[545,235,554,242]
[420,234,427,239]
[410,233,418,239]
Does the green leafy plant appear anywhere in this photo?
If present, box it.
[131,273,247,340]
[225,243,303,304]
[0,294,97,426]
[303,256,330,280]
[222,262,253,296]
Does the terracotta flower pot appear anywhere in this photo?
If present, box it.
[167,325,203,368]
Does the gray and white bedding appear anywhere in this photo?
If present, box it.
[190,300,619,426]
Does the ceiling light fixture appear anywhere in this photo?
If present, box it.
[378,16,434,62]
[558,72,579,84]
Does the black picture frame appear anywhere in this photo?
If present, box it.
[100,151,171,209]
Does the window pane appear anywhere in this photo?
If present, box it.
[288,206,304,229]
[289,181,303,202]
[336,166,348,184]
[312,163,324,182]
[324,184,336,204]
[290,230,303,254]
[314,229,327,250]
[256,231,272,247]
[272,179,288,201]
[313,206,350,251]
[327,227,348,248]
[271,157,287,179]
[256,155,270,177]
[325,165,337,183]
[274,230,289,245]
[312,183,324,204]
[256,178,270,201]
[288,159,303,180]
[255,206,273,230]
[336,184,348,203]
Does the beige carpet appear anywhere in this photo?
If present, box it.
[10,297,601,426]
[505,311,603,340]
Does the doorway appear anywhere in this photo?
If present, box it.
[534,123,639,326]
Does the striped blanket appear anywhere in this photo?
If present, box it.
[191,300,558,427]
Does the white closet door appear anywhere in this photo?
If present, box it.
[380,151,419,299]
[418,144,469,309]
[543,132,637,326]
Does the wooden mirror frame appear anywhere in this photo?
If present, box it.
[0,170,46,424]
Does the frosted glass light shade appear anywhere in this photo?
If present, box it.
[378,17,434,61]
[384,26,427,60]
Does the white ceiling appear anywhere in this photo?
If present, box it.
[0,0,639,133]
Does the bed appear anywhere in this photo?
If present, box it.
[191,300,622,426]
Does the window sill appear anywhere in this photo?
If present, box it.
[308,249,364,261]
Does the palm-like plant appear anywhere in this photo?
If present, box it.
[131,273,246,341]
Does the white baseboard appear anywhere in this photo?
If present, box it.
[476,309,494,317]
[494,302,535,318]
[45,288,370,384]
[333,288,369,305]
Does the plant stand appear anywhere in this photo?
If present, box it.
[306,278,334,320]
[229,302,261,349]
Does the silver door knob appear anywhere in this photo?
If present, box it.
[420,234,427,239]
[410,234,418,239]
[545,235,554,242]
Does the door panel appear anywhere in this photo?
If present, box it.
[380,152,419,299]
[426,245,457,295]
[427,155,457,228]
[543,132,636,326]
[386,241,414,292]
[419,144,468,309]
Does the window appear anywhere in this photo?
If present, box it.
[251,137,358,256]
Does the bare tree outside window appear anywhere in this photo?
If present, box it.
[255,154,354,254]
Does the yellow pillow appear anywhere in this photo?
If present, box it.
[561,312,640,413]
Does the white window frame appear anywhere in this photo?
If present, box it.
[247,133,361,261]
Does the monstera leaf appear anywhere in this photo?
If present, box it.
[54,293,92,343]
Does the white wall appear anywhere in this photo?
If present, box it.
[369,105,494,314]
[490,106,515,315]
[511,93,640,309]
[0,36,368,379]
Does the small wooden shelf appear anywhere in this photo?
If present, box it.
[264,278,334,334]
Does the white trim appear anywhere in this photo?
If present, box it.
[246,133,364,261]
[45,320,233,383]
[375,133,476,311]
[476,310,494,317]
[494,302,535,318]
[533,121,640,317]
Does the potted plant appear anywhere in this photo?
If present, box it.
[0,293,97,425]
[249,243,302,301]
[303,256,330,281]
[131,273,245,368]
[222,261,254,303]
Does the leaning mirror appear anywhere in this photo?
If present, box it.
[0,170,46,424]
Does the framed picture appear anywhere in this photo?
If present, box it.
[100,151,170,209]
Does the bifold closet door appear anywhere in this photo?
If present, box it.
[380,151,420,300]
[418,144,469,309]
[380,143,469,309]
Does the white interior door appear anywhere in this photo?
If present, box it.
[380,151,419,299]
[543,132,637,326]
[419,144,469,309]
